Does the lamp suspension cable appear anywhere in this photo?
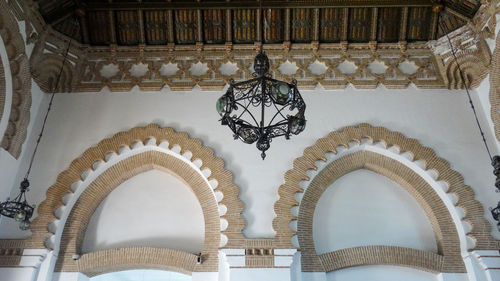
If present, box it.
[0,19,77,230]
[439,18,493,161]
[437,9,500,230]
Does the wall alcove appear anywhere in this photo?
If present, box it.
[274,124,499,276]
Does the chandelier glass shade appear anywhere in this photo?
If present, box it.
[217,52,306,159]
[0,179,34,230]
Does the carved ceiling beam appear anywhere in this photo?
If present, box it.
[399,7,409,41]
[444,7,472,22]
[312,8,319,42]
[342,8,349,41]
[226,9,232,43]
[108,10,116,44]
[138,9,145,44]
[84,0,434,10]
[429,9,439,40]
[76,10,90,44]
[43,5,77,24]
[370,8,378,41]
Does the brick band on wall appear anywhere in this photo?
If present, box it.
[77,247,198,277]
[319,246,444,273]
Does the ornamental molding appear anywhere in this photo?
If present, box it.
[428,0,500,89]
[0,0,32,158]
[11,0,497,92]
[273,124,500,272]
[32,40,448,92]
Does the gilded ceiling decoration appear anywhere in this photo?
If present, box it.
[34,0,480,46]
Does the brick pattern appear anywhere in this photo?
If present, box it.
[54,151,220,272]
[0,0,32,159]
[319,246,444,273]
[273,124,499,271]
[76,247,197,277]
[490,16,500,141]
[0,54,4,130]
[0,240,25,267]
[0,124,244,271]
[299,151,464,272]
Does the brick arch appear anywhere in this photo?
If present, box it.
[273,124,498,270]
[299,151,461,272]
[490,28,500,141]
[0,54,4,131]
[56,151,220,272]
[77,247,199,277]
[23,124,245,274]
[0,0,31,158]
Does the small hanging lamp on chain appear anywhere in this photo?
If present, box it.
[435,6,500,231]
[0,19,77,230]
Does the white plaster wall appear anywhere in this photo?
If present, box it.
[21,86,499,240]
[313,169,437,254]
[82,169,205,254]
[0,7,47,238]
[325,265,437,281]
[0,81,48,238]
[90,270,191,281]
[229,268,291,281]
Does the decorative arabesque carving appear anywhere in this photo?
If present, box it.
[31,53,74,93]
[0,0,31,158]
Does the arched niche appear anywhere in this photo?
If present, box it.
[22,124,244,275]
[56,151,219,273]
[273,124,498,274]
[82,169,205,254]
[313,169,437,254]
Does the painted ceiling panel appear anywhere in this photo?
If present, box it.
[34,0,481,46]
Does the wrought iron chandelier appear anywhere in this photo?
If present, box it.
[216,51,306,159]
[0,20,76,230]
[437,8,500,231]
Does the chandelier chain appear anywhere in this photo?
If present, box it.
[24,22,76,180]
[440,18,493,161]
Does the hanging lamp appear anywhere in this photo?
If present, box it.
[216,1,306,159]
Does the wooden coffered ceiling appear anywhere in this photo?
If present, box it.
[35,0,480,46]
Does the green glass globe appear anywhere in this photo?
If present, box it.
[216,96,230,116]
[14,210,26,222]
[271,82,292,105]
[19,219,30,231]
